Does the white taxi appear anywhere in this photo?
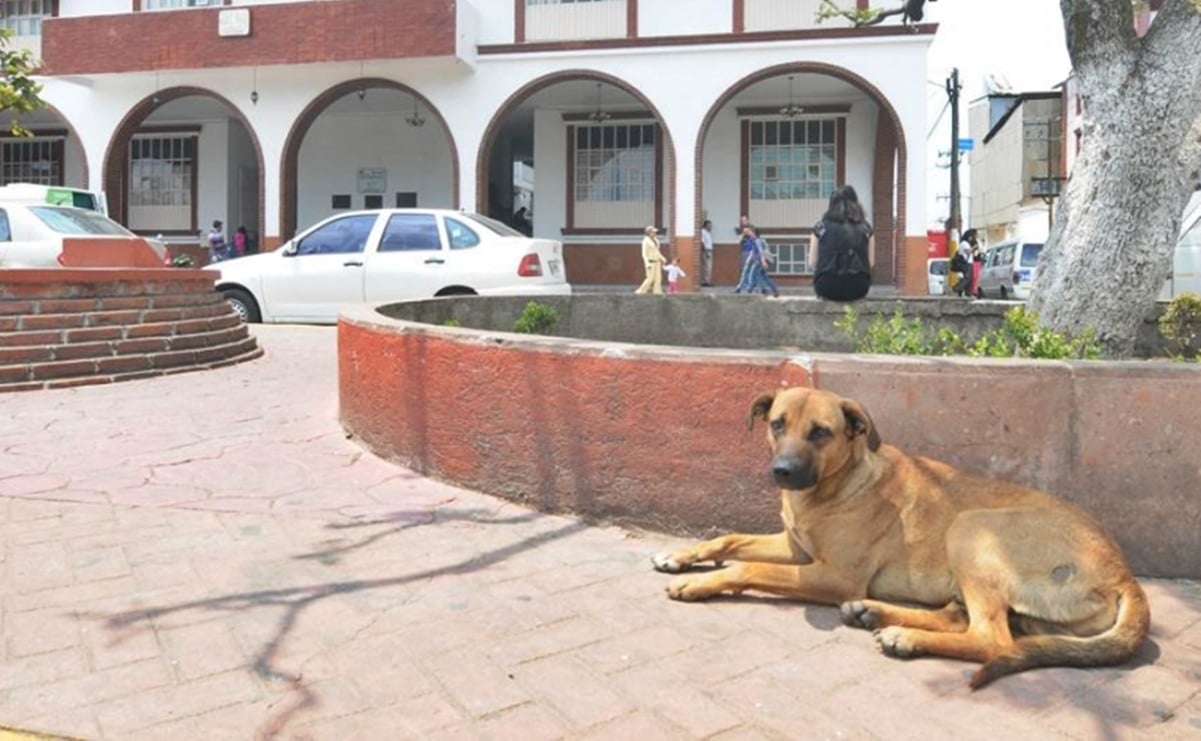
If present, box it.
[214,209,571,324]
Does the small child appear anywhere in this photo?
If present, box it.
[663,257,686,294]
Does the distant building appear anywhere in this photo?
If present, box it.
[6,0,939,292]
[966,91,1063,246]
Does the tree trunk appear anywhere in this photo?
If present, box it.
[1029,0,1201,357]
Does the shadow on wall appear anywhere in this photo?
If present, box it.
[339,298,1201,579]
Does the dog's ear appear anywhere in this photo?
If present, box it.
[747,391,777,430]
[841,399,881,451]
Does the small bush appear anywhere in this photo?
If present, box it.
[1158,293,1201,361]
[835,306,1099,360]
[441,318,462,328]
[512,301,559,335]
[834,307,960,356]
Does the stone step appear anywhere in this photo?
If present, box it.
[0,338,263,392]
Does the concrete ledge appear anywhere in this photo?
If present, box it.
[339,299,1201,578]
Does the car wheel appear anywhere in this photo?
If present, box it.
[222,287,261,323]
[435,287,477,297]
[999,286,1009,300]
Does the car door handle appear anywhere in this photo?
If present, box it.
[424,258,445,265]
[343,260,364,267]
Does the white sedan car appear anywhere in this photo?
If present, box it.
[214,209,571,324]
[0,202,166,267]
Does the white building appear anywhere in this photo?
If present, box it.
[6,0,937,290]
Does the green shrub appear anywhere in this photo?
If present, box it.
[834,307,960,356]
[1158,292,1201,361]
[441,318,462,328]
[512,301,559,335]
[835,306,1099,360]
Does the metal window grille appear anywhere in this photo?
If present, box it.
[1,0,49,35]
[0,138,62,186]
[129,135,194,208]
[770,240,814,276]
[748,119,838,200]
[573,123,655,203]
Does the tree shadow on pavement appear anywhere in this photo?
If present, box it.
[80,506,588,738]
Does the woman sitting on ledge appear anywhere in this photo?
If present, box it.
[811,185,874,302]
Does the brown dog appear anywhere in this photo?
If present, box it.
[651,387,1150,688]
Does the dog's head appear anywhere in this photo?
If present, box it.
[747,387,881,491]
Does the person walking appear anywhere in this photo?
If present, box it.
[664,257,686,294]
[749,227,780,297]
[733,224,757,293]
[207,220,228,262]
[634,225,667,295]
[811,186,874,302]
[700,219,714,286]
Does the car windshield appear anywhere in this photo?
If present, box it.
[29,206,131,236]
[1020,243,1043,268]
[461,212,525,238]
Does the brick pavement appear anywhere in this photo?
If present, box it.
[1,324,1198,740]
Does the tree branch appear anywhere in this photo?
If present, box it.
[1060,0,1139,96]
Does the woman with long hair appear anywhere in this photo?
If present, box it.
[810,185,874,301]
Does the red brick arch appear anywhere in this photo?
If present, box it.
[279,78,459,241]
[102,87,265,237]
[475,69,677,236]
[694,62,908,286]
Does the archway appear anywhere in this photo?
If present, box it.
[4,105,89,194]
[103,87,265,253]
[476,70,677,284]
[694,63,908,288]
[279,78,459,242]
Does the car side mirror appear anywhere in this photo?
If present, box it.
[283,241,298,256]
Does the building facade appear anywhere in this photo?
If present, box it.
[7,0,936,291]
[966,91,1063,247]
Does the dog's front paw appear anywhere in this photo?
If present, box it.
[840,601,878,630]
[651,551,693,574]
[665,575,718,601]
[875,626,923,659]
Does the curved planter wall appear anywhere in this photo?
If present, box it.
[339,300,1201,579]
[0,269,261,392]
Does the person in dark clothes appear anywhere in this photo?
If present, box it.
[810,186,874,301]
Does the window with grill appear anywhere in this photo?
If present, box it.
[769,239,814,276]
[0,138,62,186]
[130,135,194,208]
[574,124,655,203]
[1,0,50,35]
[748,119,838,201]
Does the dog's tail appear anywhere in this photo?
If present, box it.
[970,578,1151,690]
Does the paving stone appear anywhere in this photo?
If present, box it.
[0,325,1198,739]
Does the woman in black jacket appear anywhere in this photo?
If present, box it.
[810,186,874,301]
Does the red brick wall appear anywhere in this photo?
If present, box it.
[339,315,812,534]
[0,269,260,391]
[41,0,457,75]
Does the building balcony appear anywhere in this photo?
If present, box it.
[40,0,469,76]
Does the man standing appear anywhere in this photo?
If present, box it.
[700,219,714,287]
[634,225,666,295]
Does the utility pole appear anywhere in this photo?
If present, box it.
[947,67,962,242]
[945,67,962,294]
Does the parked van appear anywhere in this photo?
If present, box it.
[978,240,1044,300]
[0,183,107,216]
[927,257,949,295]
[1164,190,1201,299]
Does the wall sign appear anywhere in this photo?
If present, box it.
[357,167,388,194]
[218,9,251,38]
